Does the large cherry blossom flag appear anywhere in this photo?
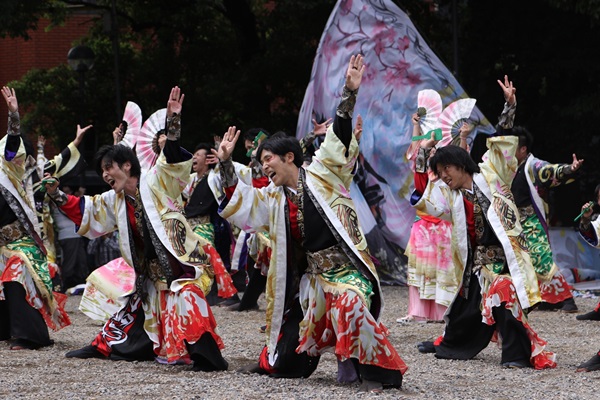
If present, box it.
[297,0,495,284]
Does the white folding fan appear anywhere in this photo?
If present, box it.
[137,108,167,170]
[436,98,476,148]
[119,101,142,148]
[417,89,443,133]
[406,89,443,160]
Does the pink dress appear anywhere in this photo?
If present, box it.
[404,212,458,321]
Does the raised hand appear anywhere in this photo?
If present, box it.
[158,134,167,150]
[206,153,218,165]
[38,135,46,148]
[345,54,366,91]
[112,125,124,145]
[421,136,437,149]
[2,86,18,112]
[312,117,332,136]
[213,126,240,161]
[459,121,474,139]
[213,135,222,150]
[497,75,516,106]
[354,114,363,142]
[167,86,185,117]
[43,172,60,195]
[571,153,584,172]
[73,124,93,148]
[582,201,595,219]
[411,113,420,127]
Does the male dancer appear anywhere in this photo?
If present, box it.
[213,55,407,392]
[575,197,600,371]
[46,87,228,371]
[510,126,583,312]
[182,142,237,305]
[412,131,556,369]
[1,86,70,350]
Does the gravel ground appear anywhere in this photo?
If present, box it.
[2,287,600,400]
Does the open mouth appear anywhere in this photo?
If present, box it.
[268,172,276,180]
[107,179,116,188]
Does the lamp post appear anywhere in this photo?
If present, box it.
[67,45,95,188]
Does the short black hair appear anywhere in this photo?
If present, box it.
[193,143,216,169]
[194,142,213,153]
[512,126,534,153]
[94,144,141,178]
[256,132,303,168]
[244,128,270,143]
[429,145,480,177]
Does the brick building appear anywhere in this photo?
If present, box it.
[0,13,94,133]
[0,12,110,193]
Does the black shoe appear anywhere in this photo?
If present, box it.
[228,302,259,312]
[236,362,267,375]
[359,379,383,393]
[9,338,52,350]
[501,360,531,369]
[192,359,229,372]
[560,297,578,313]
[65,345,105,359]
[417,341,436,354]
[576,310,600,321]
[536,301,563,311]
[217,295,241,307]
[577,354,600,372]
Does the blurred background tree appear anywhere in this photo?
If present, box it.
[1,0,599,222]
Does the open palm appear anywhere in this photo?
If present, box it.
[215,126,240,161]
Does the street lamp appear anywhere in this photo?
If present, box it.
[67,45,95,73]
[67,45,95,188]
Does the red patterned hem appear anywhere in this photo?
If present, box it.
[539,272,573,304]
[481,276,556,370]
[155,284,224,364]
[202,243,237,298]
[297,290,408,374]
[259,345,277,373]
[1,256,71,331]
[92,284,224,364]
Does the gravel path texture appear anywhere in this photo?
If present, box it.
[1,286,600,400]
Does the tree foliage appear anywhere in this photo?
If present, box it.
[0,0,69,40]
[2,0,600,221]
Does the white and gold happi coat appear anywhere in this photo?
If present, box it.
[75,151,220,355]
[0,135,70,331]
[580,218,600,249]
[220,127,383,362]
[77,152,212,292]
[411,136,540,309]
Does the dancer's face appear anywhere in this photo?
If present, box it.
[436,164,472,190]
[515,145,528,164]
[102,160,131,193]
[192,149,208,173]
[260,150,298,188]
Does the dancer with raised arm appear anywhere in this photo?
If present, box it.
[509,126,582,312]
[412,121,556,369]
[213,55,407,392]
[575,189,600,372]
[45,87,228,372]
[0,86,70,350]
